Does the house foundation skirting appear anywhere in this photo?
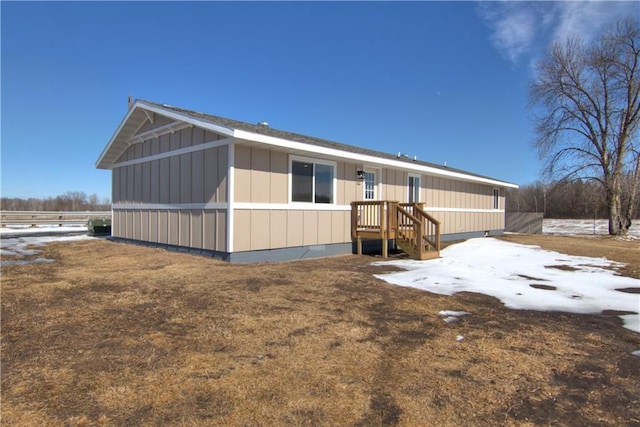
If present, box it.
[109,230,504,263]
[108,237,353,263]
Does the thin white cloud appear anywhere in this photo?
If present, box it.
[477,2,538,64]
[478,1,638,66]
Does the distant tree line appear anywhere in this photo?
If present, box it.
[1,191,111,211]
[506,179,640,220]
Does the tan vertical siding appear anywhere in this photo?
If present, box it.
[168,211,179,246]
[125,210,133,238]
[170,132,180,151]
[112,210,120,237]
[250,210,270,250]
[150,160,160,203]
[287,211,304,247]
[132,211,141,240]
[234,210,251,251]
[191,210,202,249]
[158,211,168,244]
[142,162,150,203]
[191,150,204,203]
[203,211,216,250]
[270,151,288,203]
[159,158,170,203]
[303,211,318,246]
[192,127,204,146]
[317,211,332,244]
[150,137,159,155]
[234,145,251,202]
[150,211,158,242]
[169,156,180,204]
[179,211,190,247]
[270,211,287,248]
[203,147,218,203]
[339,162,358,204]
[142,139,151,158]
[160,134,170,153]
[251,147,271,203]
[179,153,191,203]
[126,165,133,203]
[134,163,142,202]
[217,145,228,202]
[383,169,405,202]
[113,168,120,203]
[331,211,346,242]
[216,211,226,251]
[180,127,192,149]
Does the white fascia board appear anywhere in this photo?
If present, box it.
[96,104,142,168]
[135,101,235,138]
[233,129,519,189]
[96,100,237,169]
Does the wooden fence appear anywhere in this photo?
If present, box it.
[505,212,543,234]
[0,211,111,227]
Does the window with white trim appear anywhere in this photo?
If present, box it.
[408,174,421,203]
[493,188,500,209]
[291,157,335,204]
[364,171,376,200]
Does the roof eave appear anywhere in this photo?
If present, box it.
[97,100,519,188]
[96,100,237,169]
[233,129,519,188]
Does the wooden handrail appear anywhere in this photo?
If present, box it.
[351,201,440,259]
[396,205,424,258]
[413,204,441,252]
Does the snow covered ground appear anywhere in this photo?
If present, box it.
[375,238,640,334]
[544,218,640,238]
[0,224,88,236]
[1,224,95,266]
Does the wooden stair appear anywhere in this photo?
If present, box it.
[351,201,441,260]
[395,203,441,260]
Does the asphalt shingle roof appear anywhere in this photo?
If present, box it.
[140,99,512,185]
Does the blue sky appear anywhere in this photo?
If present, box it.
[1,1,636,200]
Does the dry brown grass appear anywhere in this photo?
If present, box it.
[1,235,639,426]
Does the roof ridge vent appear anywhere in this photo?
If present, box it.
[257,121,269,128]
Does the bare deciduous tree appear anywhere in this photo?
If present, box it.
[530,18,640,235]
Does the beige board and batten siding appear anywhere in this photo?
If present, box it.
[112,125,229,252]
[422,175,505,235]
[232,145,353,252]
[380,169,504,235]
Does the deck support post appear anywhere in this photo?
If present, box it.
[356,236,362,255]
[381,201,388,258]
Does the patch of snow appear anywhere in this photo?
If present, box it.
[456,335,464,342]
[439,310,470,324]
[544,219,640,238]
[632,350,640,357]
[439,310,470,317]
[0,224,88,235]
[1,234,96,266]
[375,238,640,333]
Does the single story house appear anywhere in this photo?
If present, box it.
[96,99,518,262]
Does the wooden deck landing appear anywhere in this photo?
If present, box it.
[351,201,441,260]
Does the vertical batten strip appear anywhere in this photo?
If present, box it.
[227,141,235,253]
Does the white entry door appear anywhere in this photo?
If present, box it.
[363,168,378,200]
